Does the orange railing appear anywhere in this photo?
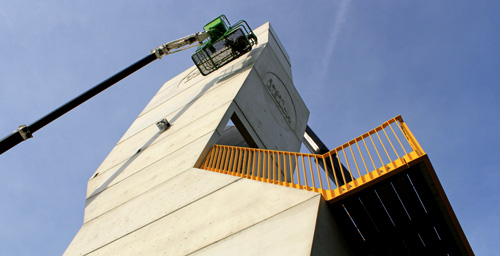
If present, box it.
[200,115,425,201]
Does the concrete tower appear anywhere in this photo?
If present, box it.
[64,23,352,255]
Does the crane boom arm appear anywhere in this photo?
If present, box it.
[0,31,209,155]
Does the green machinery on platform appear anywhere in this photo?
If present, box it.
[192,15,258,76]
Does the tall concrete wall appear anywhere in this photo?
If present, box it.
[65,23,349,255]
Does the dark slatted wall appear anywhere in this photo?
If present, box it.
[330,163,466,255]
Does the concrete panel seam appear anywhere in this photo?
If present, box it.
[186,194,321,255]
[134,59,253,122]
[135,75,221,120]
[83,176,244,255]
[115,92,233,149]
[141,70,204,113]
[114,67,246,147]
[94,101,232,178]
[84,167,191,224]
[86,129,216,201]
[84,134,219,223]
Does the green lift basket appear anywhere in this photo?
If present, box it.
[192,15,258,76]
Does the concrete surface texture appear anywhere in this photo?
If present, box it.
[64,23,348,255]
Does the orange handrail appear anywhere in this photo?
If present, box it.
[200,115,425,201]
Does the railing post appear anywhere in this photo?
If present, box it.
[397,116,425,156]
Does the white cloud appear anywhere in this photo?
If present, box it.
[318,0,351,85]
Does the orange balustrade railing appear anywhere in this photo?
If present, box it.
[200,115,425,201]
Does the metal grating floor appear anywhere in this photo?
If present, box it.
[329,156,473,255]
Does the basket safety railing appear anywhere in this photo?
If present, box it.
[200,115,425,201]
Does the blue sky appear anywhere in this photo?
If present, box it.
[1,1,498,255]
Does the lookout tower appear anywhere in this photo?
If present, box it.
[64,23,473,255]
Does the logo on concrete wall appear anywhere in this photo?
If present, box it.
[178,68,202,87]
[263,72,296,128]
[178,64,240,88]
